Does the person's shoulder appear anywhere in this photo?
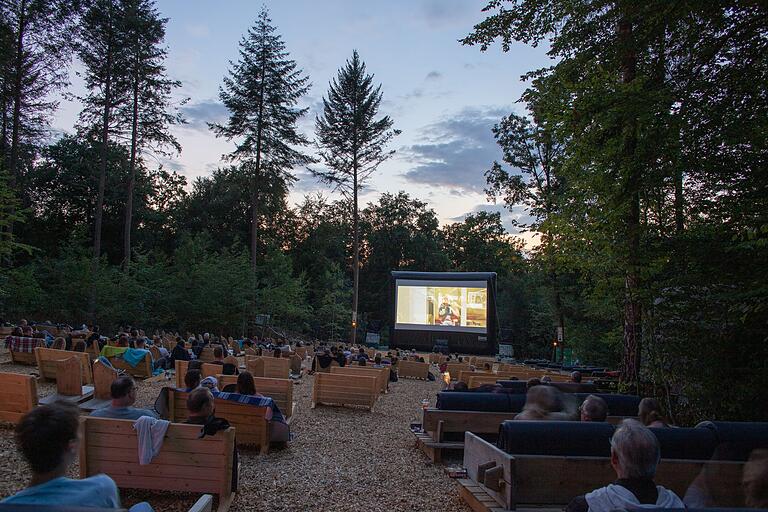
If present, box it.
[135,408,159,419]
[89,406,112,418]
[85,473,119,492]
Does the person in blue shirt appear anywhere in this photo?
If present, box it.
[90,375,158,420]
[1,402,152,511]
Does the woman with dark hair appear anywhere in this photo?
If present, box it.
[638,397,670,428]
[170,337,190,367]
[236,371,259,396]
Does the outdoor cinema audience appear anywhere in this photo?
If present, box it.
[566,420,684,512]
[1,402,152,511]
[90,376,158,420]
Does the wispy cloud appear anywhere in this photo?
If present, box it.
[449,203,536,234]
[425,70,442,80]
[180,100,229,133]
[400,106,510,194]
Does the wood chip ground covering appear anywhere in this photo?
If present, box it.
[0,349,470,511]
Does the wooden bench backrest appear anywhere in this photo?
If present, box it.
[311,372,377,411]
[35,347,93,384]
[92,359,119,400]
[0,372,38,423]
[429,353,447,364]
[167,388,270,451]
[216,375,293,417]
[463,432,745,510]
[458,370,493,385]
[175,360,220,388]
[148,345,162,361]
[294,346,307,359]
[330,366,388,393]
[398,360,430,379]
[80,417,234,502]
[245,356,290,379]
[446,363,471,378]
[198,347,215,362]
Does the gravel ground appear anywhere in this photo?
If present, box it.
[0,349,470,512]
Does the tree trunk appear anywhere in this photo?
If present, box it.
[619,14,641,389]
[250,49,268,274]
[351,156,359,346]
[123,67,139,269]
[88,35,113,322]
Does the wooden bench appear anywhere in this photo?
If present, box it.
[460,431,746,511]
[166,388,271,453]
[80,359,119,412]
[294,346,307,359]
[0,372,38,423]
[198,347,215,362]
[311,372,377,411]
[0,496,214,512]
[35,347,93,384]
[79,416,235,511]
[312,356,340,373]
[4,336,44,365]
[246,356,290,379]
[445,363,471,379]
[397,360,430,379]
[217,375,294,419]
[175,360,221,388]
[330,366,389,394]
[105,350,153,379]
[39,356,95,405]
[415,410,633,463]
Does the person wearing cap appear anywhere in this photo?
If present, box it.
[200,376,220,393]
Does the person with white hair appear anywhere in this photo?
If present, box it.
[566,420,684,512]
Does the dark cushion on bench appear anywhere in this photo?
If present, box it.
[497,420,614,456]
[695,421,768,461]
[496,380,528,393]
[495,381,598,394]
[436,392,526,412]
[651,427,717,460]
[574,393,640,416]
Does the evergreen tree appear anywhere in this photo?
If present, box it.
[210,6,313,271]
[76,0,131,319]
[312,50,398,344]
[0,0,79,181]
[119,0,183,268]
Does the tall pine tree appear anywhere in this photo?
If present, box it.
[119,0,183,268]
[210,6,313,271]
[76,0,130,319]
[312,50,398,344]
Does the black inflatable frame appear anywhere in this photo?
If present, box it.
[389,271,498,355]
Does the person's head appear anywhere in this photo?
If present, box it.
[213,346,223,360]
[458,356,463,362]
[20,318,28,327]
[610,420,660,480]
[15,402,80,476]
[570,371,582,383]
[12,326,22,336]
[130,328,138,338]
[176,337,185,347]
[237,372,256,395]
[523,385,563,416]
[204,332,210,341]
[358,357,367,366]
[184,369,201,390]
[374,354,382,364]
[188,360,203,370]
[110,375,137,407]
[453,381,468,391]
[118,333,129,347]
[359,347,365,355]
[541,375,552,383]
[483,362,491,370]
[744,449,768,508]
[135,337,146,349]
[200,376,219,393]
[580,394,608,422]
[187,387,214,419]
[22,325,33,336]
[638,397,666,426]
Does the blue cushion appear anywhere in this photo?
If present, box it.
[695,421,768,461]
[497,420,614,456]
[436,392,526,412]
[651,427,717,460]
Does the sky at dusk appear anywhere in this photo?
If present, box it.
[51,0,551,243]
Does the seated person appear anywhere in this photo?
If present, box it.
[483,362,492,371]
[200,376,219,393]
[515,385,568,421]
[209,346,225,365]
[357,347,369,361]
[134,337,146,350]
[571,371,582,383]
[1,402,152,511]
[184,369,202,391]
[566,420,683,512]
[85,326,103,349]
[451,381,469,391]
[117,333,129,348]
[638,397,670,428]
[90,376,158,420]
[236,371,262,396]
[580,394,608,422]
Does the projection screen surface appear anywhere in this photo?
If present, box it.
[395,279,488,334]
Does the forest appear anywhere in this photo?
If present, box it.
[0,1,766,421]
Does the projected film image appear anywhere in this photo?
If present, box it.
[396,284,487,332]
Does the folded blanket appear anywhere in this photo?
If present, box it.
[4,336,42,353]
[100,345,129,358]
